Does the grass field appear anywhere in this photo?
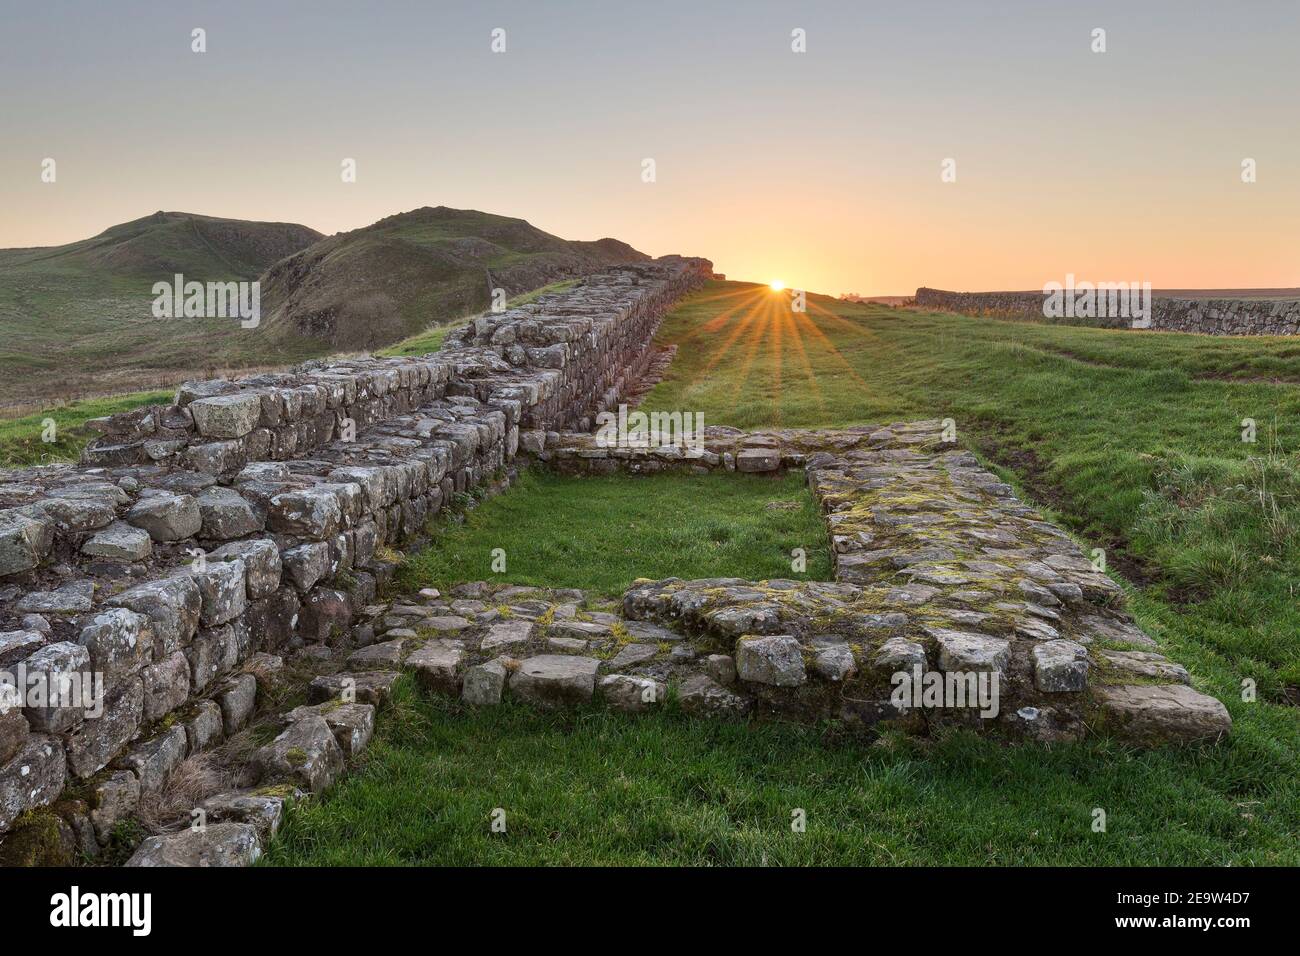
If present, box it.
[0,390,170,468]
[267,280,1300,867]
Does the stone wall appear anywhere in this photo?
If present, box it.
[915,287,1300,336]
[0,255,710,839]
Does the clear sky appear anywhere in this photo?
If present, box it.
[2,0,1297,294]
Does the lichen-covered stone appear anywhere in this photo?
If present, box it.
[735,635,806,687]
[0,509,54,575]
[283,702,375,757]
[120,724,188,793]
[0,735,65,832]
[106,574,202,657]
[1032,640,1089,693]
[406,641,466,694]
[77,607,153,679]
[253,715,344,792]
[509,655,599,707]
[126,822,261,867]
[599,674,665,712]
[82,522,152,561]
[1096,684,1231,745]
[126,492,202,541]
[462,658,508,705]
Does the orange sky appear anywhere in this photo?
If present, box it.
[2,1,1297,295]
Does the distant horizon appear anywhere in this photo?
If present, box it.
[8,203,1300,303]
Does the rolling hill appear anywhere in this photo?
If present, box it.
[257,206,647,349]
[0,207,647,410]
[0,212,325,409]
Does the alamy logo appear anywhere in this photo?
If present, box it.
[151,274,260,328]
[50,886,151,936]
[890,665,1000,718]
[594,404,705,450]
[1,665,104,719]
[1043,274,1152,328]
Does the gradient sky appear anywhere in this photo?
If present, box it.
[2,0,1298,294]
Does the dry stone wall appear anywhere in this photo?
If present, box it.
[0,256,711,842]
[915,287,1300,336]
[521,421,1231,745]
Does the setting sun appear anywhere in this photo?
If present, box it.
[769,280,785,292]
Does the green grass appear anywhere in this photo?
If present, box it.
[0,390,170,467]
[396,469,831,597]
[266,280,1300,867]
[265,683,1298,866]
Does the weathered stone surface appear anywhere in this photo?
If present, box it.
[599,674,665,712]
[139,652,191,722]
[208,539,281,599]
[0,629,45,668]
[183,700,224,753]
[91,770,141,842]
[0,735,66,832]
[77,607,152,679]
[190,558,247,626]
[347,638,406,668]
[126,822,261,867]
[736,447,781,472]
[253,716,344,792]
[735,635,806,687]
[283,702,375,757]
[1032,640,1090,693]
[872,637,926,676]
[423,614,472,633]
[1099,650,1190,684]
[704,653,736,685]
[0,699,29,765]
[308,671,400,707]
[282,541,331,591]
[199,791,289,840]
[120,724,187,793]
[0,509,54,575]
[186,624,239,692]
[480,620,533,653]
[215,673,258,735]
[930,629,1011,675]
[17,580,94,615]
[407,641,467,693]
[106,574,202,657]
[64,677,143,778]
[127,493,202,541]
[1096,684,1231,745]
[189,393,263,439]
[197,486,263,539]
[266,487,343,539]
[812,644,857,682]
[462,658,508,705]
[82,522,152,561]
[608,643,657,669]
[21,641,93,733]
[509,655,599,707]
[678,673,751,717]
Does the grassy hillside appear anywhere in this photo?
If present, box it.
[258,207,646,351]
[268,281,1300,867]
[0,211,324,410]
[0,208,643,411]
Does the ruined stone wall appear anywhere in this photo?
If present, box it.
[915,287,1300,336]
[0,255,710,838]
